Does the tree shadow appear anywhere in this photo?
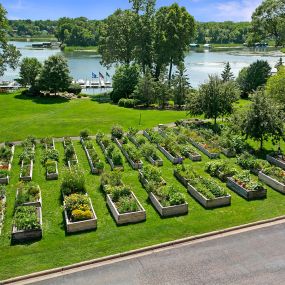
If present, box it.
[14,93,70,105]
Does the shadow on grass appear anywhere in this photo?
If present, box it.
[14,93,70,105]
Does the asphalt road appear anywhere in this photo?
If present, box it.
[31,223,285,285]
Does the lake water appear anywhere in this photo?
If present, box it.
[2,41,284,93]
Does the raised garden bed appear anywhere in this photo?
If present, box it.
[63,195,97,233]
[46,161,59,180]
[226,175,267,200]
[20,160,33,182]
[106,192,146,225]
[0,145,15,185]
[188,137,220,159]
[221,148,236,158]
[81,138,104,174]
[15,183,42,208]
[12,206,43,243]
[139,169,187,217]
[266,154,285,170]
[258,171,285,194]
[157,145,183,165]
[0,193,6,235]
[63,137,78,168]
[96,135,124,171]
[174,167,230,209]
[114,138,143,170]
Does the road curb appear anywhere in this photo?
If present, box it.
[2,215,285,284]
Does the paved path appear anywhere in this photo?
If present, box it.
[25,222,285,285]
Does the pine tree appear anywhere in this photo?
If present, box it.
[221,62,234,82]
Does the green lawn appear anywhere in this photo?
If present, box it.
[0,92,187,142]
[0,91,284,281]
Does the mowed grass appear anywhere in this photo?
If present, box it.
[0,92,187,142]
[1,135,285,281]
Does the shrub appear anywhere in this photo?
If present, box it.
[111,125,124,139]
[118,98,138,108]
[41,149,59,165]
[0,146,12,161]
[68,83,82,95]
[71,209,92,221]
[46,160,57,174]
[80,129,90,140]
[61,168,86,195]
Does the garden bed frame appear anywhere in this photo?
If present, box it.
[221,148,236,158]
[188,137,220,159]
[46,161,59,180]
[139,171,187,217]
[81,138,102,174]
[174,170,230,208]
[0,145,15,185]
[96,138,123,171]
[63,197,97,233]
[266,154,285,170]
[63,138,79,169]
[114,138,143,170]
[106,192,146,225]
[0,195,6,235]
[11,207,43,243]
[258,172,285,194]
[19,160,33,182]
[15,186,42,208]
[226,177,267,200]
[157,145,183,165]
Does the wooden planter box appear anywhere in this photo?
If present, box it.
[12,207,43,243]
[189,138,220,159]
[138,170,166,189]
[258,172,285,194]
[63,139,78,169]
[186,152,202,162]
[16,187,42,208]
[115,139,143,170]
[0,196,6,235]
[174,170,190,188]
[157,145,183,165]
[143,130,153,142]
[20,160,33,182]
[266,154,285,170]
[107,192,146,225]
[127,135,140,148]
[45,139,55,150]
[97,139,123,171]
[221,148,236,158]
[147,155,163,167]
[226,177,267,200]
[81,138,102,174]
[149,192,188,217]
[64,198,97,233]
[46,161,59,180]
[187,183,231,208]
[0,145,15,185]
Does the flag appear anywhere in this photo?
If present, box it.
[92,72,97,79]
[106,72,110,78]
[99,72,104,80]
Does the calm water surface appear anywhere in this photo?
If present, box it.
[2,41,284,93]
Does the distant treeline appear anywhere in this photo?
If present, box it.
[8,18,252,45]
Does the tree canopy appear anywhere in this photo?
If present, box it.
[0,4,21,77]
[251,0,285,47]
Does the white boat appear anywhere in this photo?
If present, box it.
[99,79,105,88]
[90,80,100,87]
[203,44,212,48]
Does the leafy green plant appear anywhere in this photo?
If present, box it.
[14,206,40,231]
[141,165,163,184]
[41,149,59,165]
[233,171,265,191]
[101,171,123,188]
[0,146,12,162]
[61,168,86,196]
[0,169,9,178]
[46,160,57,174]
[80,129,90,140]
[205,161,237,181]
[262,166,285,184]
[16,182,40,205]
[111,125,124,139]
